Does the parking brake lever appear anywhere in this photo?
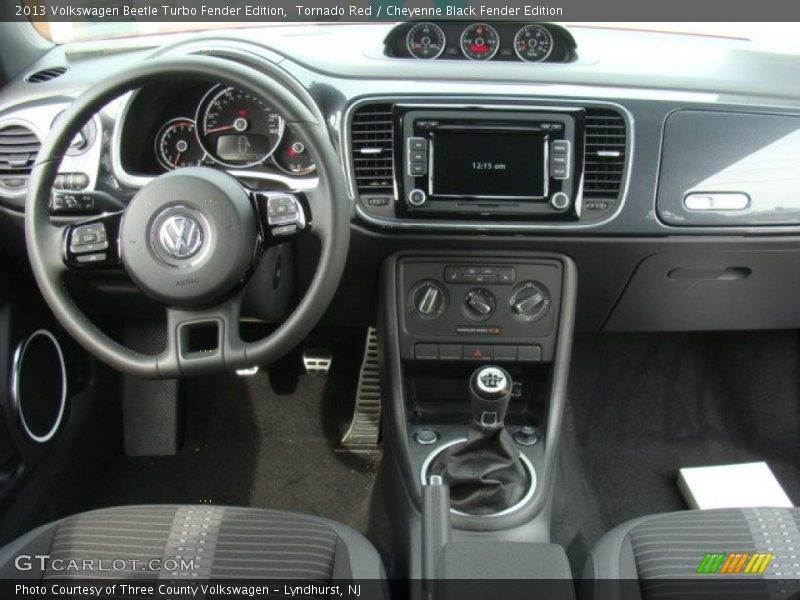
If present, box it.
[422,474,451,595]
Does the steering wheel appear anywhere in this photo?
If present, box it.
[25,56,350,378]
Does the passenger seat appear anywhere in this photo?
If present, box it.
[583,507,800,599]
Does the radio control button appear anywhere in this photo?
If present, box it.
[551,192,570,211]
[409,162,427,176]
[551,140,571,154]
[552,165,569,179]
[409,151,426,162]
[408,137,427,151]
[408,189,427,206]
[551,154,568,165]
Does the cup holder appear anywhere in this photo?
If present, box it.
[420,437,537,518]
[10,330,67,444]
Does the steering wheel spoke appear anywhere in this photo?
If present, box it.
[162,293,247,377]
[63,210,124,270]
[252,191,312,246]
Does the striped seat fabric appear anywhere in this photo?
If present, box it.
[584,507,800,600]
[0,505,383,582]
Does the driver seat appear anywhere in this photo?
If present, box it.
[0,505,384,580]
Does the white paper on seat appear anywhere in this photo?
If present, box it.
[678,462,794,510]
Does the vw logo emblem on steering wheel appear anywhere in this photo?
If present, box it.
[159,215,203,259]
[150,206,209,268]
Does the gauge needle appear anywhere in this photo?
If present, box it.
[174,153,182,167]
[205,124,235,134]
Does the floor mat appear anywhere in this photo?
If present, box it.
[553,331,800,574]
[90,346,380,534]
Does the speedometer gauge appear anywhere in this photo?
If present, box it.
[406,22,446,59]
[198,86,285,168]
[156,118,206,170]
[460,23,499,60]
[514,24,554,62]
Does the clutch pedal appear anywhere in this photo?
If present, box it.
[302,349,332,376]
[340,327,382,452]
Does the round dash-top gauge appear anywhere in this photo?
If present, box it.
[406,22,446,59]
[460,23,499,61]
[514,24,554,62]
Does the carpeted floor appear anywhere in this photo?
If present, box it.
[90,342,381,535]
[89,329,800,575]
[553,330,800,574]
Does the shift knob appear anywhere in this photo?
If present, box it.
[469,365,512,430]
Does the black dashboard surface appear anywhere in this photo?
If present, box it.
[3,22,800,334]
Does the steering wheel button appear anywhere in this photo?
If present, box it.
[71,240,109,254]
[271,224,297,236]
[76,253,107,264]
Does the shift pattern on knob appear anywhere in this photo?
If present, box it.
[476,367,509,397]
[470,365,512,429]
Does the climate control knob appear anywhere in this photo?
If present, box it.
[509,281,551,322]
[463,288,496,322]
[409,280,448,320]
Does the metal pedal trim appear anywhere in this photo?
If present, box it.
[302,349,332,376]
[340,327,382,450]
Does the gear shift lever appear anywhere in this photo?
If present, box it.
[430,365,528,515]
[469,366,512,430]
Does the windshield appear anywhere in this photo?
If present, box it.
[30,19,800,53]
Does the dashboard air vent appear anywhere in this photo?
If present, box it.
[350,103,395,195]
[583,108,627,199]
[0,125,40,176]
[25,66,69,83]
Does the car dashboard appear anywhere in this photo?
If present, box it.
[2,22,800,333]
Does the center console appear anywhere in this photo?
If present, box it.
[380,250,577,588]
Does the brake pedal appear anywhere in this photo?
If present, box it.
[340,327,382,452]
[302,349,332,376]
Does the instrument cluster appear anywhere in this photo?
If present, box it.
[386,22,576,63]
[119,82,316,182]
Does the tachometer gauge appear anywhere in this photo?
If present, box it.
[514,24,554,62]
[156,118,206,170]
[274,130,316,176]
[460,23,499,61]
[198,86,285,168]
[406,22,446,59]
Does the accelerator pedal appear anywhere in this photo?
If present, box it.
[339,327,382,453]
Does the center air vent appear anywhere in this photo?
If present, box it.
[0,124,41,195]
[583,108,627,199]
[26,66,69,83]
[350,104,395,196]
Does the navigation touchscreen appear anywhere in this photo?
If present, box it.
[431,130,547,199]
